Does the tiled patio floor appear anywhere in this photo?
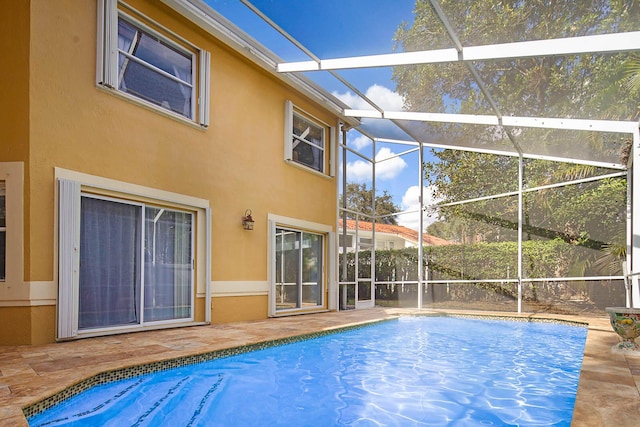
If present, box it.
[0,308,639,426]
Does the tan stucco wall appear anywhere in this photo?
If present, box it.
[1,0,30,280]
[211,295,269,323]
[0,307,32,345]
[0,0,29,162]
[0,1,32,346]
[2,0,339,344]
[0,306,55,345]
[30,306,57,345]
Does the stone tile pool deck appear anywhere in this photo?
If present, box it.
[0,308,638,426]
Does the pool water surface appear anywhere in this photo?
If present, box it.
[28,316,587,426]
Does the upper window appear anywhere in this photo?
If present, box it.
[97,0,210,126]
[292,113,325,172]
[284,101,335,175]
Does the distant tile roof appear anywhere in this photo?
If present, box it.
[339,219,455,246]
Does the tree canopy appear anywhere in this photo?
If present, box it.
[394,0,636,272]
[341,183,400,225]
[393,0,639,121]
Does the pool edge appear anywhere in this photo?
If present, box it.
[22,317,397,420]
[22,312,589,420]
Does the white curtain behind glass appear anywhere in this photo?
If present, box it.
[144,207,192,321]
[79,197,141,329]
[172,64,192,117]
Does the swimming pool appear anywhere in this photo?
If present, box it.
[28,316,587,426]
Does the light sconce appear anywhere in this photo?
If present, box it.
[242,209,255,230]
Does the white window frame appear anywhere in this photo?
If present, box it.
[268,214,336,317]
[284,100,336,176]
[97,0,210,127]
[0,180,5,282]
[57,169,211,340]
[0,163,23,287]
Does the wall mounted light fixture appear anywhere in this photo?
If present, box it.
[242,209,255,230]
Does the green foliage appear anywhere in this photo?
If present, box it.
[341,238,622,285]
[343,239,626,309]
[393,0,639,121]
[425,154,626,254]
[624,54,640,97]
[394,0,634,251]
[361,0,636,292]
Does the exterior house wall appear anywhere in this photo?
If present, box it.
[0,1,29,163]
[339,221,453,254]
[340,230,411,252]
[0,0,340,344]
[0,1,32,345]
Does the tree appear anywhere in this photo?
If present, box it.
[341,183,400,225]
[393,0,638,122]
[392,0,636,272]
[392,0,637,171]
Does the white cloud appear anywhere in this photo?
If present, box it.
[344,158,372,182]
[333,84,404,111]
[349,134,372,151]
[365,84,405,110]
[375,147,406,180]
[334,84,412,141]
[333,90,362,109]
[345,147,407,182]
[396,185,441,231]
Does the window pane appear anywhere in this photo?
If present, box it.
[136,31,191,82]
[79,197,141,329]
[0,180,5,227]
[0,231,4,281]
[0,181,5,281]
[275,228,300,309]
[117,19,193,118]
[144,207,192,322]
[358,280,372,301]
[302,233,322,306]
[292,113,325,172]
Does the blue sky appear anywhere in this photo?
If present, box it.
[203,0,439,230]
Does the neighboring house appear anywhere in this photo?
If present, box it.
[339,220,454,252]
[0,0,356,345]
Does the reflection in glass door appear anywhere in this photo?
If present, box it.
[275,228,323,311]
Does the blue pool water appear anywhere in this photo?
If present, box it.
[28,317,587,426]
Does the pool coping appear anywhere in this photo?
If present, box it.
[22,312,589,421]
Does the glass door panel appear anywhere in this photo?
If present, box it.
[356,236,374,308]
[144,207,193,322]
[358,281,372,301]
[79,196,194,331]
[0,181,5,281]
[79,197,141,329]
[302,233,322,307]
[276,227,324,311]
[276,228,300,310]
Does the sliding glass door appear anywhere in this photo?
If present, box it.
[78,195,193,330]
[275,227,323,312]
